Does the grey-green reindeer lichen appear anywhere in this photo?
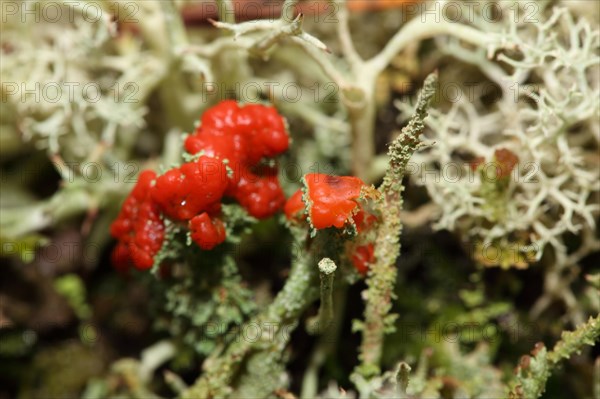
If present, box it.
[354,71,438,379]
[395,2,600,325]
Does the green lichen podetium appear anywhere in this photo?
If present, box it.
[354,72,438,378]
[509,314,600,399]
[306,258,338,335]
[180,227,332,398]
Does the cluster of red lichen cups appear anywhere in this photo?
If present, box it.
[110,101,290,272]
[111,101,379,276]
[284,173,379,275]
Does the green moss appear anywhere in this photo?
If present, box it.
[20,341,106,399]
[54,274,91,320]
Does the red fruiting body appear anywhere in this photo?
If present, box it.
[191,100,288,162]
[351,244,375,275]
[352,207,378,233]
[184,127,240,164]
[283,173,379,275]
[189,213,227,250]
[284,189,305,221]
[151,156,228,221]
[284,173,378,231]
[494,148,519,179]
[470,149,518,179]
[235,170,286,219]
[111,101,289,271]
[469,156,485,172]
[110,170,165,271]
[185,100,289,219]
[304,173,365,229]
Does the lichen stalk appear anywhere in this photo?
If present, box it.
[354,72,438,378]
[509,314,600,399]
[180,228,323,398]
[307,258,337,334]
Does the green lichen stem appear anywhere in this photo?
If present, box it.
[1,173,127,239]
[354,72,438,378]
[306,258,337,335]
[547,314,600,365]
[509,314,600,399]
[180,229,321,398]
[301,282,348,399]
[367,18,491,75]
[395,362,411,399]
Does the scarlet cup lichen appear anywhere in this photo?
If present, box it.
[189,212,227,250]
[110,101,289,271]
[110,170,165,271]
[284,173,378,274]
[151,156,228,221]
[304,174,365,229]
[283,189,305,222]
[185,100,289,219]
[285,173,377,230]
[351,244,375,275]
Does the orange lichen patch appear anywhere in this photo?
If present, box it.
[470,156,486,172]
[351,243,375,275]
[284,173,380,231]
[283,173,380,276]
[284,189,306,222]
[304,174,365,230]
[494,148,519,179]
[352,206,379,233]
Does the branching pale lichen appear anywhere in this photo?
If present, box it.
[396,2,599,325]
